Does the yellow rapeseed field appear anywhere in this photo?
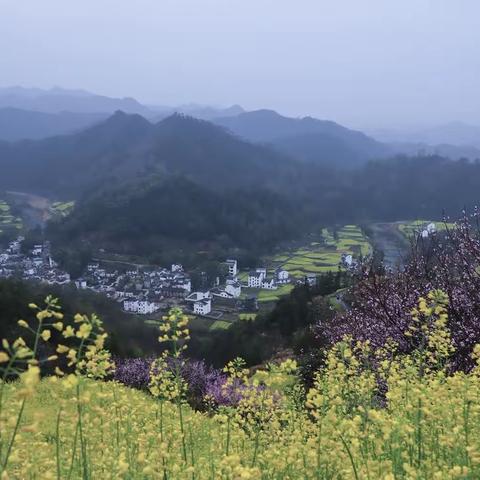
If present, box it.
[0,292,479,479]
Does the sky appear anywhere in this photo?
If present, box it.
[0,0,479,129]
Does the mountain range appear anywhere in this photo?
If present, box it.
[0,87,244,141]
[213,109,390,166]
[0,111,301,198]
[1,86,479,163]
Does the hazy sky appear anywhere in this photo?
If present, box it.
[1,0,479,129]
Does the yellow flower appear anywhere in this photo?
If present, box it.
[63,374,78,388]
[40,329,51,341]
[17,319,29,328]
[56,344,69,353]
[63,326,75,338]
[52,322,63,331]
[76,323,92,339]
[0,351,9,363]
[36,310,51,322]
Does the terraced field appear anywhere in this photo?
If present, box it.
[0,199,23,236]
[209,320,232,330]
[235,225,371,304]
[51,200,75,218]
[398,219,455,238]
[270,225,371,280]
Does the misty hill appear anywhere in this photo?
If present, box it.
[370,122,480,150]
[151,104,245,122]
[387,142,480,161]
[0,111,297,197]
[0,108,107,141]
[213,109,390,167]
[0,86,152,115]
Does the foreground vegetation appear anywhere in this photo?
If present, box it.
[1,289,480,479]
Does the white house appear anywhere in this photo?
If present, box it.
[225,259,238,277]
[75,279,87,289]
[248,270,265,288]
[171,264,183,273]
[225,281,241,298]
[421,223,437,238]
[261,277,278,290]
[123,300,159,315]
[275,268,289,284]
[341,254,354,267]
[193,298,211,316]
[176,278,191,293]
[32,245,43,256]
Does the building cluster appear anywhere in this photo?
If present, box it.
[76,262,192,315]
[0,238,71,285]
[0,243,274,318]
[183,259,243,316]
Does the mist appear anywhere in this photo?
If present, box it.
[1,0,479,129]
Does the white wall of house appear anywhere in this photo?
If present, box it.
[226,259,238,277]
[261,278,278,290]
[193,299,211,315]
[276,269,289,283]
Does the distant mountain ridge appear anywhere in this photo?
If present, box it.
[369,121,480,150]
[213,109,391,167]
[0,86,151,115]
[0,86,246,140]
[0,108,108,142]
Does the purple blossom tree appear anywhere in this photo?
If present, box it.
[318,212,480,371]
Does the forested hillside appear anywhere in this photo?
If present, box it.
[3,111,480,274]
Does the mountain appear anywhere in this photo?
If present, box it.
[150,104,245,122]
[47,175,303,270]
[213,109,390,167]
[0,111,154,196]
[0,111,297,198]
[0,86,152,115]
[0,108,107,141]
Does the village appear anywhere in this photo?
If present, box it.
[0,237,304,320]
